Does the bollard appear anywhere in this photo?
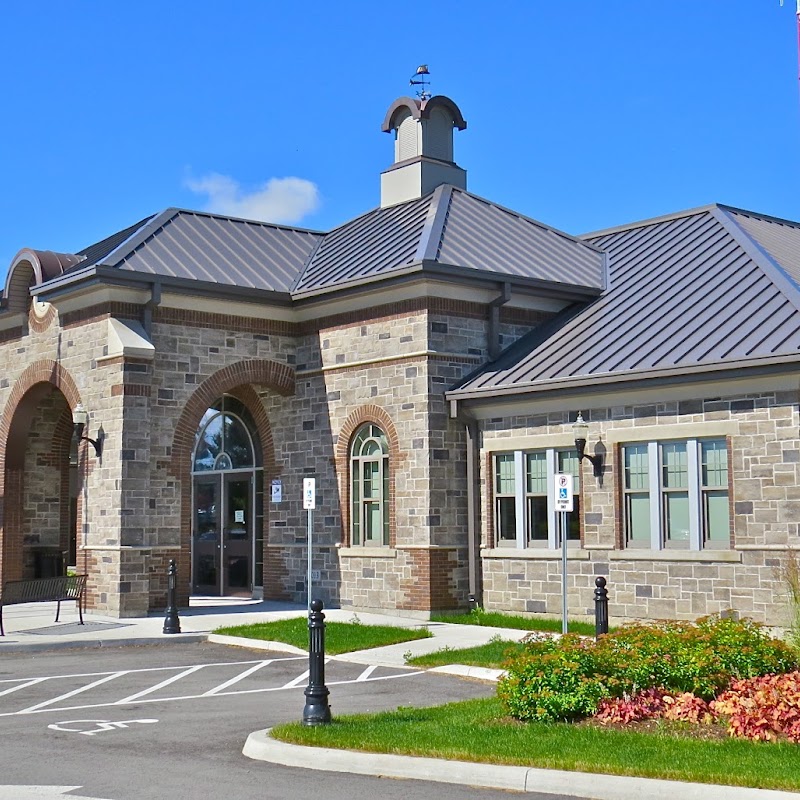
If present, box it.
[302,598,331,725]
[162,559,181,635]
[594,576,609,639]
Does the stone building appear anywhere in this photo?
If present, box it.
[2,91,799,624]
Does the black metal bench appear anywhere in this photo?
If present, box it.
[0,574,87,636]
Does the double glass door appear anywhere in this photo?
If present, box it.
[192,473,252,596]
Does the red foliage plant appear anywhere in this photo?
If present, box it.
[711,672,800,743]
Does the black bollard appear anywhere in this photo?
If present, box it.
[594,576,609,639]
[162,559,181,635]
[302,598,331,725]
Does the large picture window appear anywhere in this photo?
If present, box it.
[622,438,730,550]
[350,423,390,546]
[493,448,581,549]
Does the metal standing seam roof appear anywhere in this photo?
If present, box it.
[293,185,605,294]
[449,204,800,399]
[74,209,324,294]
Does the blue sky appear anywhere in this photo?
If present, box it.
[1,2,799,272]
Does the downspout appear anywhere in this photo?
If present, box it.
[451,398,482,608]
[488,282,511,360]
[143,280,162,336]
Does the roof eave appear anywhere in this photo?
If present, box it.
[447,353,800,406]
[35,266,294,306]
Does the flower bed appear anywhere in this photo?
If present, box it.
[497,615,800,741]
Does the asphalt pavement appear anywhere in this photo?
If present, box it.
[1,599,796,800]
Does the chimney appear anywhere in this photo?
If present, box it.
[379,94,467,208]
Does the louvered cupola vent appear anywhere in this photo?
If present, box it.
[380,94,467,208]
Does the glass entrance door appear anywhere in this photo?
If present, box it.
[192,474,253,596]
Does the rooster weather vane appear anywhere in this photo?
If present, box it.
[410,65,431,101]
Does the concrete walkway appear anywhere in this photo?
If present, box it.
[1,600,794,800]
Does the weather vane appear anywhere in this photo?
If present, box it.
[410,65,431,101]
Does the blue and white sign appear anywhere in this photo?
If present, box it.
[303,478,316,510]
[554,473,573,512]
[271,478,282,503]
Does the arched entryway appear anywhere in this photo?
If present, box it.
[0,363,82,586]
[191,395,263,596]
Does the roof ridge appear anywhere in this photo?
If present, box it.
[719,204,800,229]
[581,204,720,240]
[451,187,605,254]
[414,185,452,262]
[93,209,181,268]
[166,206,325,236]
[713,206,800,315]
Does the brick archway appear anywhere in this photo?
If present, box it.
[335,404,402,547]
[0,361,82,584]
[169,359,293,602]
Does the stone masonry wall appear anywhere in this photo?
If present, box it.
[480,389,800,626]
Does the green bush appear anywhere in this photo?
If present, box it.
[498,615,799,722]
[497,635,609,721]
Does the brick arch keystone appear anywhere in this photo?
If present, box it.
[335,404,402,547]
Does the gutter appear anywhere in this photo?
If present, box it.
[143,280,161,336]
[487,282,511,360]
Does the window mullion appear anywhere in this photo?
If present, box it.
[687,439,701,551]
[546,449,558,549]
[514,451,525,549]
[648,442,661,550]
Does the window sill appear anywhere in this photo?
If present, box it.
[610,549,741,563]
[481,548,590,560]
[338,547,397,559]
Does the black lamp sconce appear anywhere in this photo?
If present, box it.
[572,412,603,478]
[72,404,103,458]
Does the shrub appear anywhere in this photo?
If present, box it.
[498,615,798,722]
[712,672,800,742]
[497,634,609,721]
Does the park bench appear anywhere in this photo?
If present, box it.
[0,574,87,636]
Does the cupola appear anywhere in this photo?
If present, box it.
[380,71,467,207]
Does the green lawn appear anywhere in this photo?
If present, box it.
[214,616,431,655]
[406,638,524,668]
[431,609,605,636]
[272,697,800,792]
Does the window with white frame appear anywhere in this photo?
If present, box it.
[493,448,581,548]
[621,438,730,550]
[350,423,390,546]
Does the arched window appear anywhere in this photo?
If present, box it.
[350,423,389,546]
[192,396,261,472]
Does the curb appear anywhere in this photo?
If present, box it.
[242,729,800,800]
[0,634,207,654]
[206,633,307,654]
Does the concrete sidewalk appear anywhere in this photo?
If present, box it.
[0,598,525,663]
[2,600,793,800]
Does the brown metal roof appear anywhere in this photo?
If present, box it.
[294,186,605,295]
[77,209,324,294]
[448,205,800,402]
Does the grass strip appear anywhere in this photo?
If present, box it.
[214,616,431,655]
[431,610,603,636]
[407,638,524,668]
[272,697,800,792]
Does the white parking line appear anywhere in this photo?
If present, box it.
[282,669,310,689]
[18,672,129,714]
[201,660,272,696]
[355,665,378,682]
[114,665,206,704]
[0,678,49,698]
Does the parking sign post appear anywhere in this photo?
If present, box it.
[303,478,316,609]
[554,473,574,635]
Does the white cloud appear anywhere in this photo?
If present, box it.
[186,173,320,225]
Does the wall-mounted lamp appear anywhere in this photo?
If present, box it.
[572,412,603,478]
[72,404,102,458]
